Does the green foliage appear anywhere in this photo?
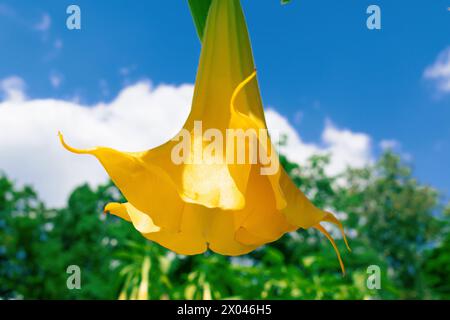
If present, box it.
[345,153,440,298]
[423,204,450,299]
[0,150,447,300]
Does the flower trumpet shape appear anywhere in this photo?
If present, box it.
[59,0,350,272]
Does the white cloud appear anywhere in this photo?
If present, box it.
[99,79,110,97]
[380,139,399,150]
[119,65,137,78]
[266,111,373,176]
[321,120,373,174]
[293,110,303,125]
[265,109,322,163]
[34,13,51,32]
[0,76,26,102]
[0,78,193,207]
[379,139,412,162]
[424,47,450,93]
[0,77,374,207]
[54,39,63,49]
[49,72,63,89]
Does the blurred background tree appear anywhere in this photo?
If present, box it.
[0,150,446,300]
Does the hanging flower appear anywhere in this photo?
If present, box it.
[59,0,350,273]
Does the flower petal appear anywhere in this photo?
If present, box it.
[105,202,160,234]
[59,133,184,232]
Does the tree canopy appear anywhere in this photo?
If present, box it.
[0,151,447,299]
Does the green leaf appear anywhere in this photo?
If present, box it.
[188,0,292,42]
[187,0,213,41]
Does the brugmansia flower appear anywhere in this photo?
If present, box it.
[59,0,350,272]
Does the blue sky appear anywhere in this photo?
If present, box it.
[0,0,449,203]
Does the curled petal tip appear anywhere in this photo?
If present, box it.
[104,203,118,213]
[102,203,111,216]
[230,70,258,113]
[58,131,93,155]
[346,241,352,253]
[340,230,352,253]
[324,211,352,253]
[314,224,346,276]
[339,225,352,253]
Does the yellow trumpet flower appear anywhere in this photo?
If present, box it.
[59,0,350,273]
